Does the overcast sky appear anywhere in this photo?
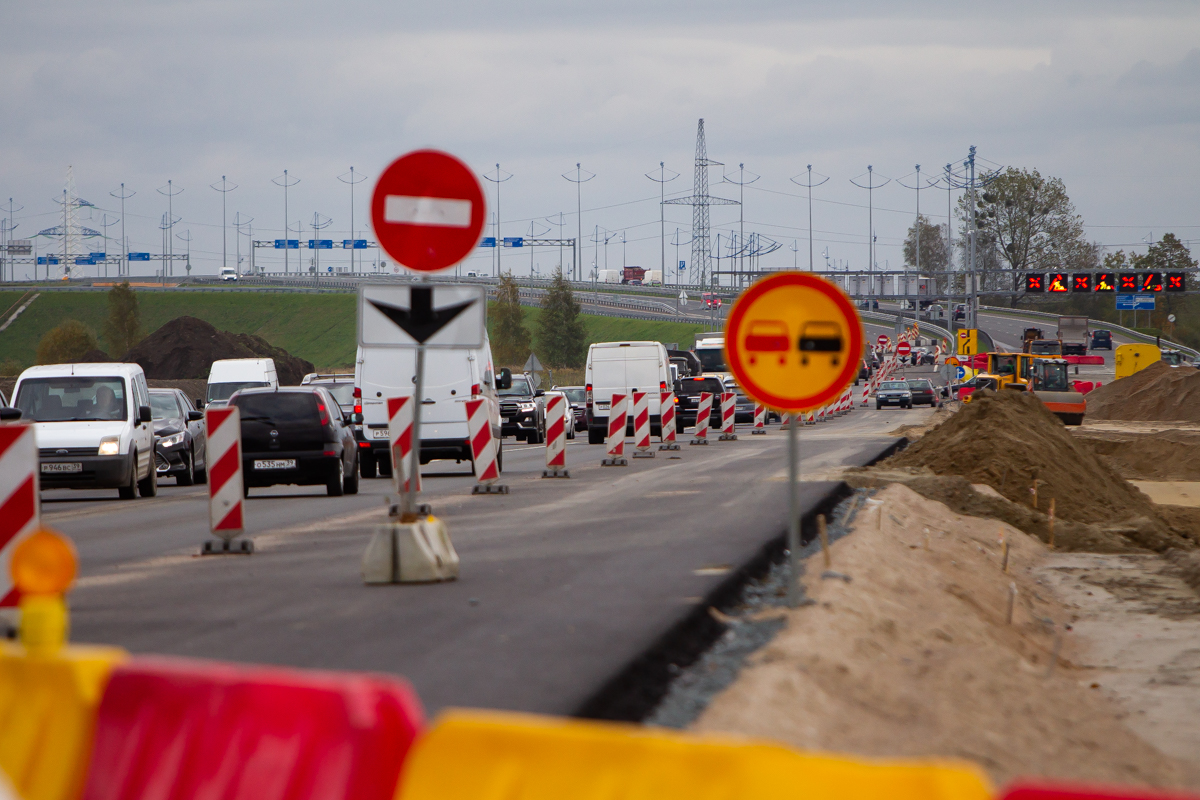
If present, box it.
[2,1,1197,280]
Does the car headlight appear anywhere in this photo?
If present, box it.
[158,432,186,448]
[519,402,536,412]
[98,436,120,456]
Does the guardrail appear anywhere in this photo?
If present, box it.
[978,305,1199,357]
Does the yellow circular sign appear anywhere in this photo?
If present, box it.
[724,273,864,412]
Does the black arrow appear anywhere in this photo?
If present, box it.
[368,287,476,344]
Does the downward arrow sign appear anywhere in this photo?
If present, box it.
[368,286,476,345]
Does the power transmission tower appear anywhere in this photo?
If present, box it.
[483,164,513,278]
[562,163,595,281]
[645,162,679,281]
[337,167,368,274]
[210,176,237,271]
[272,170,300,274]
[109,184,134,277]
[664,119,738,288]
[41,168,100,279]
[790,166,829,272]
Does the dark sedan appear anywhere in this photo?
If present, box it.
[1090,330,1113,350]
[906,379,939,407]
[150,388,207,485]
[231,386,359,497]
[675,376,725,429]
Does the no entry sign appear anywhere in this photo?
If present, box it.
[876,334,889,347]
[896,341,912,357]
[371,150,486,273]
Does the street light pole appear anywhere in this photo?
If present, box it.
[210,176,237,272]
[338,167,368,275]
[791,166,829,272]
[110,184,134,277]
[563,163,595,281]
[645,161,678,282]
[272,170,300,274]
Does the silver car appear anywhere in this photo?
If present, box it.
[875,380,913,410]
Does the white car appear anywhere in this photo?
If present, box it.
[220,267,238,281]
[12,362,159,498]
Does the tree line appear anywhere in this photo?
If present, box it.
[490,268,587,369]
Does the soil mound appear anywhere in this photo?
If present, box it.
[124,316,314,384]
[1075,429,1200,481]
[1086,361,1200,422]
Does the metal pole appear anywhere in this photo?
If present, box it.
[407,341,426,518]
[807,166,814,271]
[787,412,800,608]
[869,167,873,297]
[968,146,978,329]
[577,170,581,281]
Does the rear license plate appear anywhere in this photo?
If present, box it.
[371,428,389,439]
[501,417,510,423]
[41,462,82,473]
[254,459,296,470]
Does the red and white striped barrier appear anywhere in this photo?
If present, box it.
[204,406,250,555]
[467,398,507,493]
[806,410,816,425]
[718,391,737,440]
[631,391,654,458]
[659,391,680,450]
[752,403,766,434]
[542,394,570,478]
[388,396,421,495]
[690,392,712,445]
[602,393,628,465]
[0,422,39,608]
[818,405,826,423]
[861,382,870,406]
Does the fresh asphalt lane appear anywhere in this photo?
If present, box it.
[56,405,926,717]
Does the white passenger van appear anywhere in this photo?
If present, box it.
[353,333,507,478]
[206,358,278,408]
[12,362,159,499]
[585,341,670,444]
[219,267,238,282]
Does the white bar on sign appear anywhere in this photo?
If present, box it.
[384,195,472,227]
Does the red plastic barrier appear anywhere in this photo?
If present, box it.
[971,354,989,369]
[957,387,977,400]
[1072,381,1095,394]
[999,781,1200,800]
[1064,355,1105,365]
[81,657,424,800]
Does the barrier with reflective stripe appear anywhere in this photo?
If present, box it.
[0,423,38,608]
[718,391,737,440]
[658,392,679,450]
[388,396,420,494]
[601,394,628,466]
[542,394,569,478]
[466,398,505,493]
[205,407,244,541]
[752,403,766,434]
[631,392,653,458]
[690,392,712,445]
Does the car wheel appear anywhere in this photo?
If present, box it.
[138,457,158,497]
[177,449,196,486]
[327,458,345,497]
[566,423,575,440]
[118,452,138,500]
[875,402,882,410]
[343,454,360,495]
[588,425,605,445]
[497,439,503,473]
[360,451,377,479]
[194,461,206,484]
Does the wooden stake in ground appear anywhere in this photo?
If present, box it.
[1007,582,1018,625]
[818,514,831,569]
[1001,540,1010,573]
[1031,480,1039,510]
[1048,497,1056,549]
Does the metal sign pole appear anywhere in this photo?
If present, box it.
[787,412,800,608]
[406,341,426,519]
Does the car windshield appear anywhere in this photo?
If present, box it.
[881,381,909,390]
[499,377,533,397]
[906,380,932,390]
[1029,342,1059,354]
[232,392,318,423]
[208,381,270,403]
[149,392,181,420]
[312,382,355,405]
[695,348,726,372]
[1161,351,1183,365]
[16,376,128,422]
[559,388,586,403]
[677,378,724,396]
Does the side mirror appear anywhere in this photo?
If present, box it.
[195,398,205,409]
[187,410,203,422]
[353,412,364,425]
[139,405,153,423]
[534,389,545,397]
[0,407,22,422]
[496,368,512,390]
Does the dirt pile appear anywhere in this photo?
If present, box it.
[1075,429,1200,481]
[124,316,314,384]
[1086,361,1200,422]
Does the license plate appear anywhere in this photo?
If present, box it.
[371,429,389,439]
[254,459,296,470]
[42,462,82,473]
[501,417,510,423]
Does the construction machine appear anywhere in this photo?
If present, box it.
[1028,358,1086,425]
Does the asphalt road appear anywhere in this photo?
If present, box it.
[50,404,924,718]
[975,311,1125,381]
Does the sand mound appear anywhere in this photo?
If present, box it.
[124,316,313,384]
[1074,429,1200,481]
[1086,361,1200,422]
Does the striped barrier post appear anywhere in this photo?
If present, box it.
[601,393,628,466]
[690,392,712,445]
[818,405,826,423]
[542,394,570,478]
[658,391,680,450]
[806,410,815,425]
[388,396,421,497]
[718,392,737,441]
[861,382,870,406]
[0,421,39,610]
[631,392,654,458]
[203,406,251,555]
[752,404,766,434]
[467,398,507,494]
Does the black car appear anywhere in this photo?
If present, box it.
[149,388,207,485]
[1090,329,1113,350]
[553,385,589,433]
[674,376,725,429]
[499,373,546,443]
[232,387,358,497]
[905,379,939,407]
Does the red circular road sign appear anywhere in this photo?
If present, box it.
[371,150,486,273]
[896,341,912,357]
[876,334,889,346]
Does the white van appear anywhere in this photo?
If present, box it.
[12,363,159,498]
[585,341,670,444]
[354,334,506,478]
[206,358,278,407]
[220,267,238,282]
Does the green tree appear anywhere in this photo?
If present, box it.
[491,272,531,365]
[103,281,143,357]
[36,320,97,365]
[903,215,949,291]
[959,167,1095,299]
[537,268,587,368]
[1133,233,1197,272]
[1102,250,1132,271]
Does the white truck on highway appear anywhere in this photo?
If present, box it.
[595,269,622,284]
[206,358,278,407]
[1057,316,1090,356]
[585,341,670,444]
[693,332,729,378]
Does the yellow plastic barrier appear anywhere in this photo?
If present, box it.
[396,710,992,800]
[0,643,127,800]
[1114,343,1160,380]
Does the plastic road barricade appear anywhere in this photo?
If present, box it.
[0,642,127,800]
[396,710,992,800]
[82,656,424,800]
[999,782,1200,800]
